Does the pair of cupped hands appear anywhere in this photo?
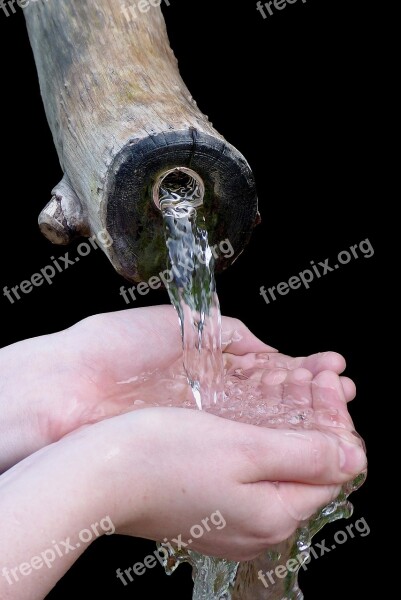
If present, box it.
[0,306,366,600]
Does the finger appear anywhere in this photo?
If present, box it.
[274,481,342,522]
[262,352,346,376]
[302,352,346,375]
[312,371,354,429]
[240,426,366,485]
[221,317,277,355]
[260,368,287,403]
[340,376,357,402]
[224,352,273,375]
[259,368,313,408]
[282,368,314,409]
[243,480,342,548]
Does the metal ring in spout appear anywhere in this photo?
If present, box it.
[153,167,205,212]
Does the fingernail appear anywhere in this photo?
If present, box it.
[339,442,367,475]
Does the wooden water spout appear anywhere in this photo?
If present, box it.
[25,0,259,282]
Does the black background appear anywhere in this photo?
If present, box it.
[0,0,382,598]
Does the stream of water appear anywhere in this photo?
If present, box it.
[158,171,224,410]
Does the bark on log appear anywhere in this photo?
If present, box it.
[25,0,259,282]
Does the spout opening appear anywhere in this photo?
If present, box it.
[153,167,205,211]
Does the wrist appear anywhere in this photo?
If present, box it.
[0,425,116,599]
[0,328,94,472]
[0,338,56,472]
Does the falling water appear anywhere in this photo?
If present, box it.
[158,170,224,410]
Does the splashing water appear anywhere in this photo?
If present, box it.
[119,170,366,598]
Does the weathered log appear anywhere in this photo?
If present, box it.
[25,0,259,282]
